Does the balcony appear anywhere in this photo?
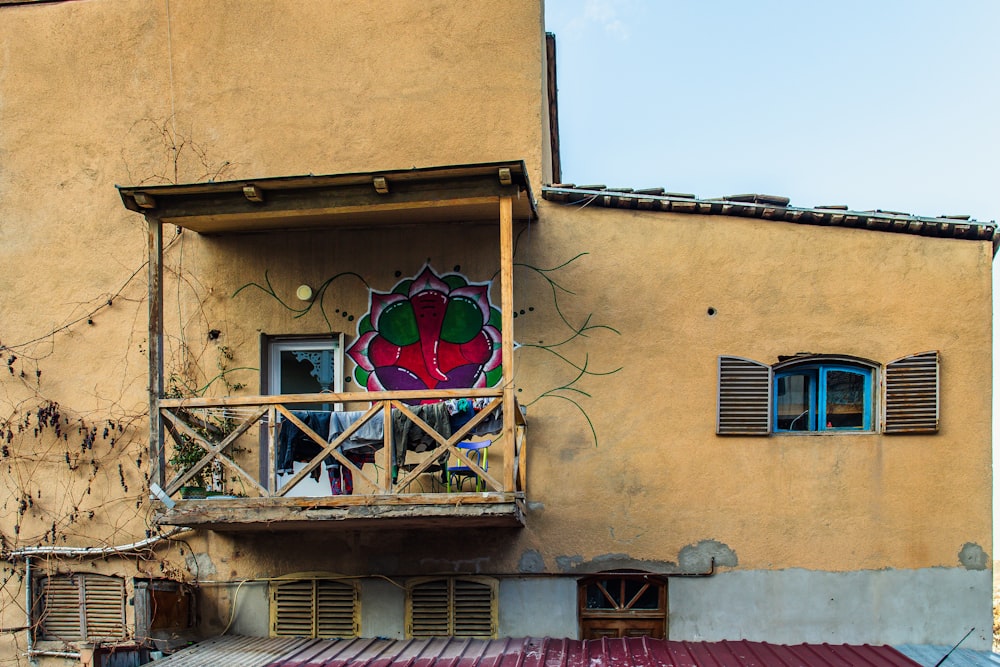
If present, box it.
[120,161,535,531]
[151,388,526,530]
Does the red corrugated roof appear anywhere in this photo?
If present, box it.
[150,636,920,667]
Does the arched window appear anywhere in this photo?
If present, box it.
[578,574,666,639]
[774,358,874,432]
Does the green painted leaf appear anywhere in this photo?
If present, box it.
[379,301,419,346]
[441,297,482,344]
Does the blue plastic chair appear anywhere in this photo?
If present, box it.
[446,440,491,492]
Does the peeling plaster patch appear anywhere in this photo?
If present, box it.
[678,539,738,572]
[527,501,545,512]
[556,555,584,572]
[185,552,216,576]
[518,550,545,573]
[958,542,988,570]
[420,557,491,573]
[556,553,678,574]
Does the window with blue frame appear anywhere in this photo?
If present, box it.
[717,352,939,436]
[774,363,872,432]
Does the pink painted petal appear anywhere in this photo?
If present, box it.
[347,330,379,371]
[370,291,406,327]
[408,265,449,298]
[482,324,503,372]
[366,373,387,392]
[450,283,492,323]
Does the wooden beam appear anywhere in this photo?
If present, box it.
[147,217,164,487]
[161,407,268,497]
[499,195,515,492]
[272,404,380,496]
[159,387,502,409]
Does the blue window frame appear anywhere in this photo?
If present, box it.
[774,363,872,432]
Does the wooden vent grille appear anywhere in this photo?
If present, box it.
[452,579,493,637]
[409,579,450,637]
[38,576,82,640]
[717,356,771,435]
[83,576,126,640]
[37,575,125,642]
[272,579,357,638]
[407,577,496,638]
[884,351,939,434]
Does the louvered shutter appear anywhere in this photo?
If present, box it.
[452,579,494,637]
[272,580,315,637]
[38,575,125,641]
[82,576,126,640]
[38,576,83,640]
[315,580,357,638]
[408,579,450,637]
[883,351,939,434]
[717,356,771,435]
[407,578,496,638]
[272,579,357,638]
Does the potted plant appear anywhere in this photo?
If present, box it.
[170,435,208,499]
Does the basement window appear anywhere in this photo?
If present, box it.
[35,574,126,642]
[717,351,939,435]
[578,574,667,639]
[406,577,497,638]
[270,578,359,638]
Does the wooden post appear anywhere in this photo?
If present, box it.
[267,405,277,495]
[499,196,515,492]
[147,218,165,488]
[382,400,393,493]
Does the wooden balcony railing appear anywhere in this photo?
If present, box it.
[155,388,526,503]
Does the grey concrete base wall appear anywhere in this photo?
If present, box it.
[360,579,406,639]
[228,581,269,637]
[498,578,577,638]
[669,568,992,650]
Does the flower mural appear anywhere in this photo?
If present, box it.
[348,266,503,394]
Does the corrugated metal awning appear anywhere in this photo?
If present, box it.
[149,635,922,667]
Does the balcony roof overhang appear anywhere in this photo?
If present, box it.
[116,161,536,234]
[154,495,526,532]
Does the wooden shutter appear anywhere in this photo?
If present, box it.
[315,580,357,638]
[883,351,939,434]
[717,356,771,435]
[38,576,82,640]
[408,579,450,637]
[407,577,496,638]
[272,580,314,637]
[452,579,494,637]
[272,579,357,638]
[82,576,126,640]
[38,575,125,642]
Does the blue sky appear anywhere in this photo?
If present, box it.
[544,0,1000,534]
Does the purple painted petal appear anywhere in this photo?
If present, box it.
[374,365,430,392]
[435,364,484,390]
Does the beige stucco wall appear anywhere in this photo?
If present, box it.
[0,0,991,658]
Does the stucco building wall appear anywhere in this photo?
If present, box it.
[0,0,992,658]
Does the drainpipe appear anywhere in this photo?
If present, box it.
[6,527,190,560]
[24,556,31,660]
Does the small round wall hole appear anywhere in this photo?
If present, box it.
[707,307,717,316]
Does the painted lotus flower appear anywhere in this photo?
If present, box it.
[348,266,503,394]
